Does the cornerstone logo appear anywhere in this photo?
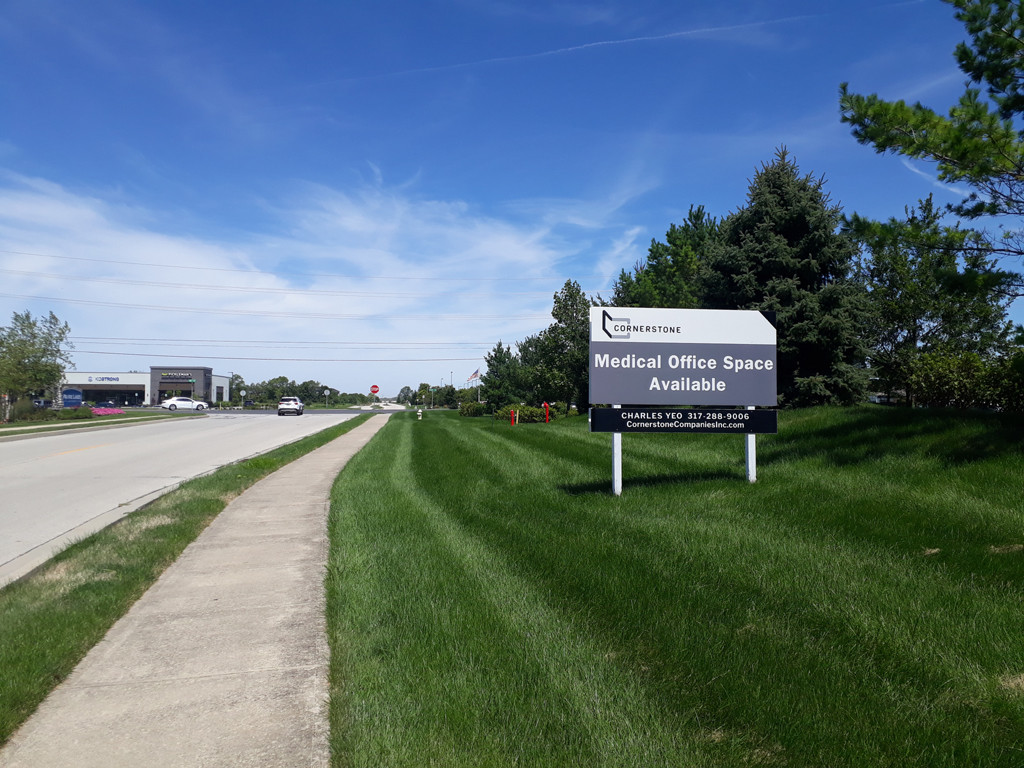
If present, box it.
[602,309,631,339]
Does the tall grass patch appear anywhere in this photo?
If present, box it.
[328,407,1024,767]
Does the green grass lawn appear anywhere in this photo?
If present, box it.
[327,406,1024,767]
[0,411,179,436]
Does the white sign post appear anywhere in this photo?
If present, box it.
[746,405,756,483]
[612,405,622,496]
[589,307,777,494]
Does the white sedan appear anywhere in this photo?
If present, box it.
[159,396,209,411]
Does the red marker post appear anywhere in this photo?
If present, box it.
[544,402,549,423]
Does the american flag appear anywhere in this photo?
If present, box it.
[467,368,480,382]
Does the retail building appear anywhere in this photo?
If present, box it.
[61,366,231,406]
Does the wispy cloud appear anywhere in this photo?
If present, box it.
[330,11,833,84]
[0,171,634,390]
[900,159,972,198]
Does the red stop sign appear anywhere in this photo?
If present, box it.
[370,385,379,394]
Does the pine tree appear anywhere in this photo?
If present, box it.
[839,0,1024,296]
[701,149,869,406]
[846,196,1014,404]
[607,206,718,309]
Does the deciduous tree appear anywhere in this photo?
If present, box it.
[0,310,74,417]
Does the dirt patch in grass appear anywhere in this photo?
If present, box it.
[37,560,117,598]
[116,514,177,541]
[989,544,1024,555]
[999,674,1024,692]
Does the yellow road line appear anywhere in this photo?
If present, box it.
[50,444,110,457]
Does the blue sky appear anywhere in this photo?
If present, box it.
[1,0,1019,397]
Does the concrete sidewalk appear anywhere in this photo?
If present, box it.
[0,414,391,768]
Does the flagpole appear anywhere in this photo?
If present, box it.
[465,367,482,402]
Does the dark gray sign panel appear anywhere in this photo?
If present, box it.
[589,308,777,406]
[590,407,778,433]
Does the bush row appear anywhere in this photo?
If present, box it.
[487,402,577,423]
[910,351,1024,411]
[9,399,95,422]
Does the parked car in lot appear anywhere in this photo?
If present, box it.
[94,401,117,408]
[278,396,304,416]
[160,396,208,411]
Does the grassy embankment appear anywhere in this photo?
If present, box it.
[327,407,1024,767]
[0,410,181,437]
[0,414,372,746]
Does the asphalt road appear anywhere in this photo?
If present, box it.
[0,411,361,586]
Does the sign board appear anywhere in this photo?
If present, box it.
[589,307,777,406]
[370,385,379,394]
[590,407,777,434]
[62,388,83,408]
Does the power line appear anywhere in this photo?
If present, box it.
[69,336,492,349]
[72,350,482,362]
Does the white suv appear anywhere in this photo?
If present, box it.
[278,396,304,416]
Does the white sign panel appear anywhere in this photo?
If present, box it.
[589,307,777,406]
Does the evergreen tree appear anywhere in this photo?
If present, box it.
[607,206,717,308]
[839,0,1024,296]
[480,342,525,411]
[701,149,869,406]
[846,196,1014,404]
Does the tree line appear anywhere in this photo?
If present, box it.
[479,1,1024,413]
[394,383,481,408]
[227,374,375,407]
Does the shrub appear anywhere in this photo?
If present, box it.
[910,351,1023,411]
[990,350,1024,412]
[459,401,486,417]
[545,402,579,419]
[494,405,547,424]
[10,398,37,422]
[58,406,94,420]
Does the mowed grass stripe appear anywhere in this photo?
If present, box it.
[328,415,702,766]
[327,408,1024,767]
[434,411,1024,761]
[407,416,707,764]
